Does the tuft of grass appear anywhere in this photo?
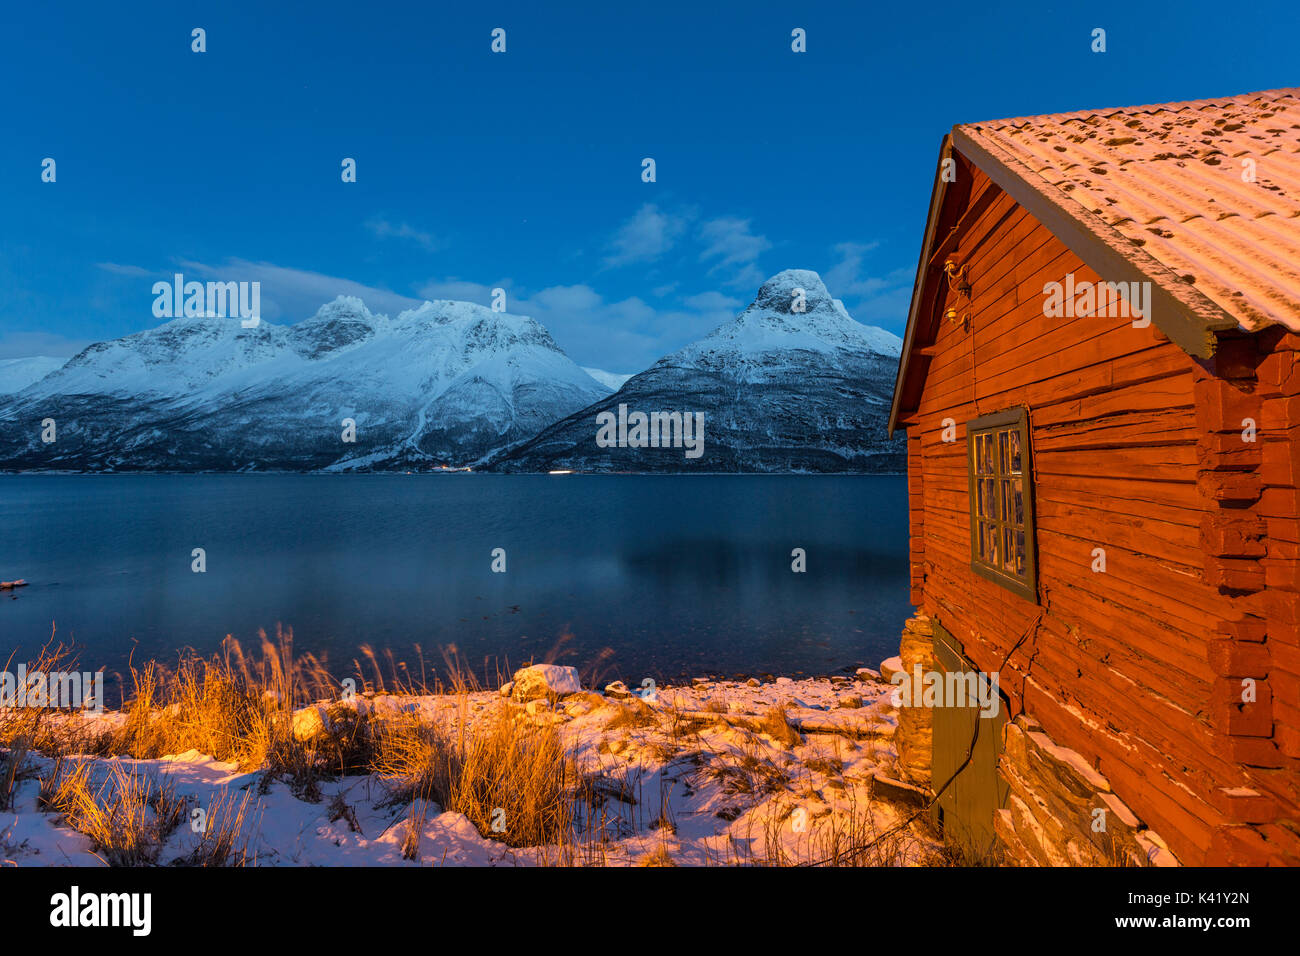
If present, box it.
[0,642,102,760]
[402,799,429,861]
[373,699,574,849]
[604,699,658,732]
[172,787,256,867]
[758,706,802,749]
[327,793,362,835]
[705,732,794,800]
[41,760,186,866]
[0,738,32,812]
[641,844,676,867]
[114,629,332,770]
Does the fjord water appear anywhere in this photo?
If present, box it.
[0,475,909,691]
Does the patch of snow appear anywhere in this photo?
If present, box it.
[580,367,634,391]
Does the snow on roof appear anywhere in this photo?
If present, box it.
[956,88,1300,334]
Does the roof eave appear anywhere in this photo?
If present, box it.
[887,135,955,437]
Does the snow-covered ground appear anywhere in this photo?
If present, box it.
[1,670,941,867]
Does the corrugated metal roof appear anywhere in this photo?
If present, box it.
[957,88,1300,333]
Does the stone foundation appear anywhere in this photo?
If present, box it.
[890,612,1180,866]
[894,613,937,788]
[996,715,1179,866]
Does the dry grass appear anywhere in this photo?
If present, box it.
[373,699,574,849]
[641,843,677,867]
[2,636,938,868]
[604,698,657,731]
[0,735,36,813]
[2,632,595,859]
[40,759,187,866]
[115,629,340,770]
[402,799,430,861]
[757,705,802,749]
[173,786,257,867]
[707,734,793,798]
[0,644,94,760]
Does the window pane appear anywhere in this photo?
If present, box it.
[984,522,999,565]
[983,478,997,520]
[1015,529,1026,575]
[998,429,1009,475]
[976,520,986,559]
[1000,479,1012,524]
[981,434,994,475]
[1009,429,1022,475]
[1012,478,1024,526]
[1003,526,1015,572]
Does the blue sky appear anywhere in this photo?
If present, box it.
[2,0,1295,371]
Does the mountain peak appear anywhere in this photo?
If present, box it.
[487,266,905,474]
[749,269,834,316]
[673,269,900,358]
[311,295,375,322]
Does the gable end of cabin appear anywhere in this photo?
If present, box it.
[887,111,1300,866]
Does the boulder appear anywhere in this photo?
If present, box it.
[511,664,583,701]
[878,656,903,684]
[603,680,631,699]
[292,705,327,742]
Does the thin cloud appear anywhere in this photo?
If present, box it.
[823,241,912,332]
[177,258,423,322]
[603,204,689,268]
[365,217,443,252]
[95,262,153,277]
[683,290,743,312]
[698,216,772,287]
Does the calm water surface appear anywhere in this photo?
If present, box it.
[0,475,910,693]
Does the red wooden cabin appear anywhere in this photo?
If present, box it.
[888,88,1300,865]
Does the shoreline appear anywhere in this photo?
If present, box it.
[0,665,947,867]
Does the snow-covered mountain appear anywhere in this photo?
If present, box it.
[581,367,635,391]
[487,269,905,473]
[0,297,611,471]
[0,356,65,394]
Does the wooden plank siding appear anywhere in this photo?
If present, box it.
[896,164,1300,865]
